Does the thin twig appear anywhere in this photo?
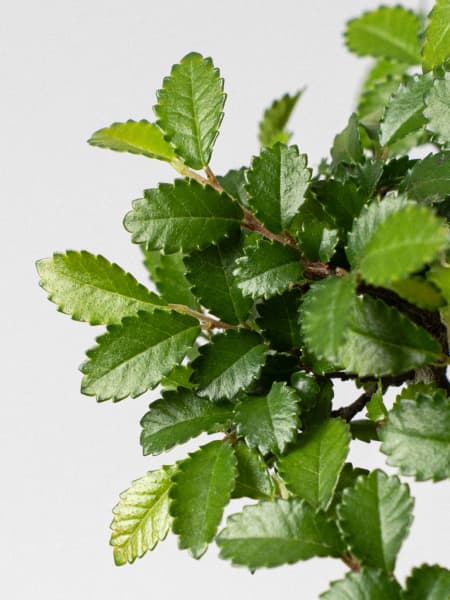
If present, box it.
[168,303,240,330]
[342,552,361,572]
[332,383,378,422]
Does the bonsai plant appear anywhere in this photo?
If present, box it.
[37,1,450,596]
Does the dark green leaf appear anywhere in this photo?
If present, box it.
[140,390,233,455]
[235,382,300,455]
[298,221,339,263]
[359,204,447,286]
[256,289,302,351]
[232,441,275,500]
[424,75,450,147]
[320,568,402,599]
[313,180,366,233]
[185,235,252,324]
[80,309,200,401]
[218,167,250,207]
[217,499,343,569]
[331,113,364,166]
[259,90,303,147]
[192,330,268,401]
[245,143,311,232]
[234,237,303,300]
[403,564,450,599]
[36,251,166,325]
[154,52,225,169]
[380,74,434,147]
[401,152,450,202]
[422,0,450,72]
[88,120,176,162]
[380,392,450,481]
[124,179,243,253]
[110,466,175,565]
[327,463,369,518]
[350,420,380,443]
[337,470,414,571]
[345,6,421,64]
[278,419,351,510]
[170,440,236,558]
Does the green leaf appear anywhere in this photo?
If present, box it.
[234,238,303,300]
[379,74,434,147]
[170,440,236,558]
[345,6,421,64]
[366,382,388,422]
[360,59,408,95]
[350,420,379,443]
[278,419,351,510]
[313,180,366,234]
[427,262,450,303]
[256,289,302,351]
[301,275,356,364]
[320,568,402,599]
[217,499,343,569]
[346,193,411,267]
[380,392,450,481]
[140,390,233,455]
[110,466,175,565]
[142,249,199,310]
[87,120,176,162]
[327,463,369,518]
[390,277,444,311]
[80,309,200,402]
[401,151,450,202]
[259,90,303,147]
[403,564,450,599]
[218,167,250,207]
[36,251,166,325]
[235,382,300,455]
[124,179,243,253]
[245,143,311,232]
[422,0,450,72]
[185,234,252,324]
[192,330,268,401]
[358,204,447,286]
[358,77,405,139]
[154,52,225,169]
[337,470,414,571]
[424,75,450,147]
[298,221,339,263]
[232,441,275,500]
[160,364,195,391]
[339,295,442,377]
[331,114,364,166]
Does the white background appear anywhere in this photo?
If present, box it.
[1,0,448,598]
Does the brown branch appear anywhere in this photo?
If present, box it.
[342,552,361,572]
[332,383,378,422]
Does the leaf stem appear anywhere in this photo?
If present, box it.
[342,552,361,572]
[168,303,240,331]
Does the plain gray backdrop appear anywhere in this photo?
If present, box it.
[2,0,448,598]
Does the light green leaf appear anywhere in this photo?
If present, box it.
[154,52,225,169]
[301,275,356,364]
[278,419,351,510]
[234,237,303,300]
[217,499,343,569]
[346,193,411,267]
[218,167,250,207]
[401,151,450,202]
[36,251,166,325]
[379,74,434,147]
[192,330,268,401]
[339,295,442,377]
[170,440,236,558]
[358,77,405,139]
[142,249,199,310]
[185,234,252,325]
[345,6,421,64]
[337,470,414,571]
[404,564,450,599]
[390,277,444,310]
[110,466,175,565]
[140,390,233,455]
[245,143,311,232]
[160,364,195,391]
[427,262,450,303]
[424,74,450,147]
[256,289,302,351]
[80,309,200,402]
[232,441,275,500]
[235,382,300,455]
[124,179,243,253]
[359,204,447,286]
[360,59,408,95]
[380,392,450,481]
[422,0,450,72]
[88,120,176,162]
[331,114,364,166]
[259,90,303,148]
[320,568,402,599]
[366,382,388,422]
